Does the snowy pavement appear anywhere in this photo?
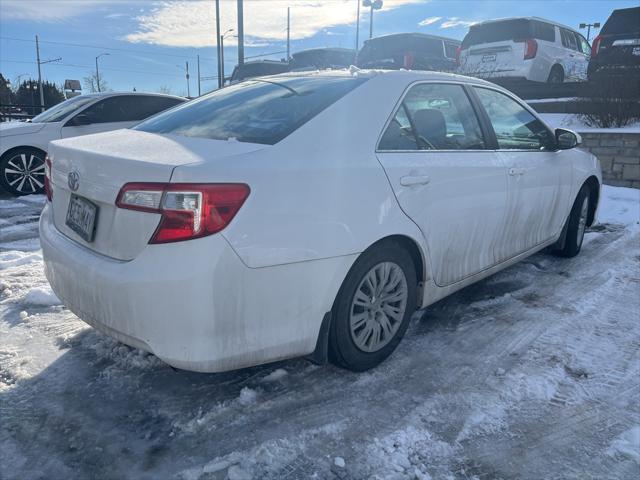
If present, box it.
[1,187,639,480]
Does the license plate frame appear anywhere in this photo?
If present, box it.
[66,194,99,242]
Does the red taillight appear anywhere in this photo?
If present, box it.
[523,38,538,60]
[116,183,250,244]
[591,35,602,57]
[44,155,52,202]
[455,46,461,65]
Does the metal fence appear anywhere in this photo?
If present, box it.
[0,103,46,122]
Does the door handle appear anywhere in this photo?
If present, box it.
[508,168,525,176]
[400,175,431,186]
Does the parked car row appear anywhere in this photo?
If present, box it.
[232,7,638,88]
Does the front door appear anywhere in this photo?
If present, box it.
[473,87,572,255]
[376,82,509,287]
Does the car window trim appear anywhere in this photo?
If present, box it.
[375,80,492,153]
[471,85,558,152]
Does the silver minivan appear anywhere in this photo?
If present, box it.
[458,17,590,83]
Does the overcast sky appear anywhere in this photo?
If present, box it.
[0,0,636,96]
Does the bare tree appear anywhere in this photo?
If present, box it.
[83,73,109,93]
[157,85,173,95]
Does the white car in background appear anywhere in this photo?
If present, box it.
[40,71,601,373]
[458,17,591,83]
[0,92,185,195]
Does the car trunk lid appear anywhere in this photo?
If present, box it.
[48,129,264,260]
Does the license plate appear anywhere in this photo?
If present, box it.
[66,194,98,242]
[482,54,497,62]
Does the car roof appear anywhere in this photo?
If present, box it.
[291,47,356,56]
[364,32,461,45]
[255,68,498,88]
[472,16,581,34]
[78,92,186,101]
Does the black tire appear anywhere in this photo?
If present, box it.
[329,241,417,371]
[0,148,46,196]
[547,65,564,84]
[553,184,590,258]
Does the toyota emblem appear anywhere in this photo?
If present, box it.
[68,171,80,192]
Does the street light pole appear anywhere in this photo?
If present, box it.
[35,35,45,112]
[579,22,601,42]
[95,53,109,93]
[362,0,383,40]
[220,29,234,87]
[286,7,291,60]
[355,1,360,51]
[237,0,245,67]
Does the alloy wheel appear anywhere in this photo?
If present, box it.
[3,153,45,194]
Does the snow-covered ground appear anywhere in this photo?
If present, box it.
[1,187,639,480]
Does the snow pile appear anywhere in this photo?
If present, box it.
[0,251,42,271]
[540,113,640,133]
[261,368,288,382]
[81,332,165,372]
[238,387,258,405]
[607,426,640,464]
[598,186,640,227]
[22,286,60,307]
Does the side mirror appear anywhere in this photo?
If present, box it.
[69,113,91,126]
[555,128,581,150]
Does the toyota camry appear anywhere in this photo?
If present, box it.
[40,70,601,373]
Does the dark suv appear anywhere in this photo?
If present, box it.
[357,33,460,72]
[588,7,640,82]
[289,48,356,71]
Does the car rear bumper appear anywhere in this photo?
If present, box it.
[40,204,356,372]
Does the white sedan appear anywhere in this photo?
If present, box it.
[40,70,601,373]
[0,92,185,195]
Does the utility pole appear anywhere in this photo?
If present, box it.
[237,0,245,67]
[185,61,190,97]
[220,35,225,85]
[197,54,201,96]
[286,7,291,60]
[579,22,601,42]
[95,53,109,93]
[215,0,222,89]
[35,35,45,112]
[355,1,360,52]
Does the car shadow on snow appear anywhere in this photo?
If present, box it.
[0,226,629,480]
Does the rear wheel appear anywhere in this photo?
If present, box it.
[553,184,590,258]
[329,242,417,371]
[0,148,46,196]
[547,65,564,84]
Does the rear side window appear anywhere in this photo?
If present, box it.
[560,29,579,51]
[135,77,366,145]
[474,87,553,150]
[532,21,555,42]
[379,84,486,151]
[601,8,640,35]
[135,96,185,119]
[462,20,532,48]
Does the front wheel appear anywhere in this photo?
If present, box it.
[0,148,46,196]
[553,184,590,258]
[329,242,417,371]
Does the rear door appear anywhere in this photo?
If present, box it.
[559,28,581,80]
[376,82,509,287]
[473,86,573,255]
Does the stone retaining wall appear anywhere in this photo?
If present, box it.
[579,132,640,188]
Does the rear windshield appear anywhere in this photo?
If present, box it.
[462,19,534,48]
[134,76,366,145]
[290,50,355,70]
[601,8,640,35]
[231,62,290,82]
[358,36,445,67]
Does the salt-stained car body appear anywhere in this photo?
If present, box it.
[40,70,601,373]
[0,92,185,195]
[458,17,591,83]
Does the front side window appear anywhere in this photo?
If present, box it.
[379,83,485,151]
[135,77,366,145]
[474,87,554,150]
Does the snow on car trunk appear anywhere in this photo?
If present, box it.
[47,129,264,260]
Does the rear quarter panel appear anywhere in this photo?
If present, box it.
[169,74,428,270]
